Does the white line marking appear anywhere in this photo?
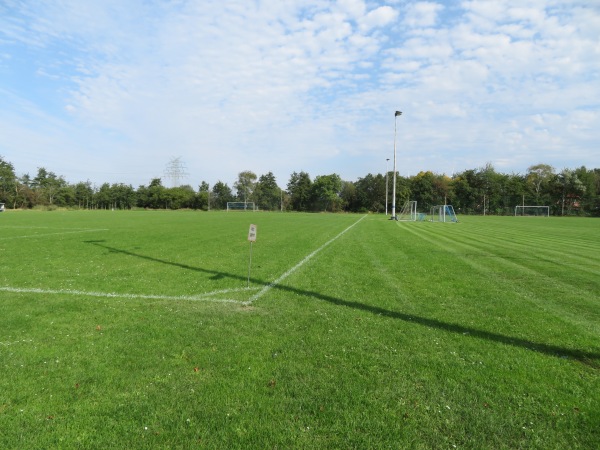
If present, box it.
[0,286,258,304]
[247,215,367,304]
[0,229,109,240]
[0,216,367,306]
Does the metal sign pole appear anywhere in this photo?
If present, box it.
[247,224,257,288]
[247,241,253,288]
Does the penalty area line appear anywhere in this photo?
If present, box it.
[246,215,367,304]
[0,286,258,305]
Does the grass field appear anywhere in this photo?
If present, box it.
[0,210,598,449]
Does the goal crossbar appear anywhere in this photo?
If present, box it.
[227,202,256,212]
[514,205,549,217]
[398,201,418,221]
[431,204,458,223]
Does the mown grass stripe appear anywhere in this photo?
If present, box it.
[248,215,367,303]
[396,221,600,335]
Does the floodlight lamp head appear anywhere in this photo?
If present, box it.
[395,111,402,116]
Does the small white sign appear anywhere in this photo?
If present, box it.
[248,224,257,242]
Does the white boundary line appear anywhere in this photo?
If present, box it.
[0,286,258,305]
[247,215,367,304]
[0,229,109,241]
[1,215,367,306]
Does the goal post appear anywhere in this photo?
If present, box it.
[514,205,549,217]
[431,204,458,223]
[398,201,418,221]
[227,202,256,212]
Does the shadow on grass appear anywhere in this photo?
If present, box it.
[84,240,600,368]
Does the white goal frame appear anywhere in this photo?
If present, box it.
[227,202,256,212]
[398,201,418,221]
[514,205,549,217]
[431,204,458,223]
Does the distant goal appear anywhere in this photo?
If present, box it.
[515,205,549,217]
[431,205,458,223]
[227,202,256,212]
[398,201,418,221]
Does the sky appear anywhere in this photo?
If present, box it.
[1,0,599,189]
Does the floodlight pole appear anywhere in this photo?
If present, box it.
[385,158,390,216]
[390,111,402,220]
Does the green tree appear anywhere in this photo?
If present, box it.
[339,181,357,212]
[0,156,16,208]
[73,181,94,209]
[254,172,280,211]
[553,169,586,216]
[95,183,112,209]
[197,182,210,210]
[32,168,67,206]
[234,171,257,204]
[287,171,312,211]
[527,163,554,204]
[111,183,136,209]
[311,174,342,212]
[573,166,597,216]
[166,185,195,209]
[410,171,442,212]
[354,173,385,212]
[147,178,166,209]
[211,181,234,210]
[15,174,35,209]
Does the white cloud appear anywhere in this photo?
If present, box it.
[403,2,444,28]
[0,0,598,187]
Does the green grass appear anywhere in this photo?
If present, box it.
[0,210,598,448]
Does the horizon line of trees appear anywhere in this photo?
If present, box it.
[1,157,599,216]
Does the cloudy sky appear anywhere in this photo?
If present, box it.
[1,0,599,189]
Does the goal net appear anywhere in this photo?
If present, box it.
[398,201,418,221]
[431,205,458,223]
[514,205,549,217]
[227,202,256,212]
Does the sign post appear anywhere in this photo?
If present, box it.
[247,224,257,287]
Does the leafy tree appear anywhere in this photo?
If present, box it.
[354,173,385,212]
[254,172,280,211]
[503,173,527,213]
[95,183,112,209]
[553,169,586,216]
[339,181,357,212]
[136,178,166,209]
[211,181,234,210]
[287,171,312,211]
[410,171,443,212]
[527,164,554,204]
[234,171,257,204]
[0,156,16,208]
[197,182,210,210]
[15,174,35,209]
[147,178,166,209]
[311,174,342,212]
[573,166,597,215]
[166,185,195,209]
[73,181,94,209]
[32,168,67,205]
[111,183,136,209]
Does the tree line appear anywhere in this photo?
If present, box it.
[1,156,599,216]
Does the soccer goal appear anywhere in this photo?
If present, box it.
[431,205,458,223]
[227,202,256,212]
[398,201,418,221]
[514,205,549,217]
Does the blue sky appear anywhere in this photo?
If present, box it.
[1,0,599,188]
